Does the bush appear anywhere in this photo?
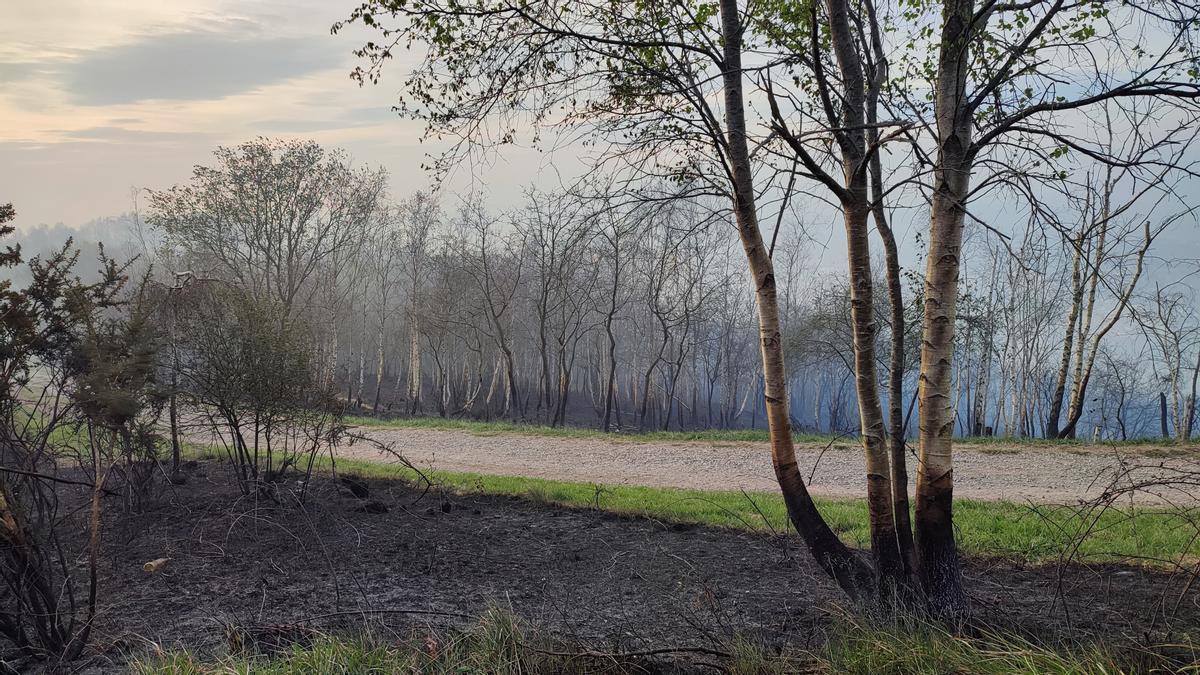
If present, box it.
[174,285,346,500]
[0,207,158,667]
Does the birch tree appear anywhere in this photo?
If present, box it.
[896,0,1200,617]
[338,0,874,600]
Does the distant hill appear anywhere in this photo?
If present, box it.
[2,213,158,285]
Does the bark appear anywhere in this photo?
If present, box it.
[1066,187,1110,431]
[1161,392,1171,438]
[869,155,915,576]
[1184,349,1200,441]
[720,0,873,599]
[863,0,915,581]
[914,0,974,620]
[1046,231,1085,438]
[824,0,903,591]
[407,309,422,413]
[602,314,619,431]
[373,318,386,412]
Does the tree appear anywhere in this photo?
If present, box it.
[1044,104,1194,438]
[148,138,386,318]
[174,284,344,497]
[338,0,874,599]
[892,0,1200,617]
[0,204,154,665]
[338,0,1200,616]
[763,0,916,592]
[1140,284,1200,442]
[362,207,405,412]
[399,192,438,413]
[594,201,644,431]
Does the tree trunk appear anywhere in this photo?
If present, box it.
[407,309,422,414]
[914,0,974,620]
[602,314,619,431]
[1046,231,1085,437]
[1161,392,1170,438]
[1184,350,1200,441]
[844,200,904,589]
[816,0,904,592]
[719,0,872,600]
[373,318,386,412]
[870,155,915,576]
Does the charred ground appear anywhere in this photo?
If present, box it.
[65,459,1200,671]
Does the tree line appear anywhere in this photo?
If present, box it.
[145,137,1197,446]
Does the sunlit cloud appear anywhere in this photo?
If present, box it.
[60,30,343,106]
[0,0,435,226]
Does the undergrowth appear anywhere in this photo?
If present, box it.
[132,606,1198,674]
[131,606,802,674]
[823,614,1199,674]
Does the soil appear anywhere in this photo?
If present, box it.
[334,427,1200,504]
[64,461,1200,672]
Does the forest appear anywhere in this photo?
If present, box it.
[139,138,1199,443]
[2,0,1200,672]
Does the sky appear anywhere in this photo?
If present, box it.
[0,0,1195,291]
[0,0,566,230]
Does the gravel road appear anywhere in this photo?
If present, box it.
[335,427,1200,504]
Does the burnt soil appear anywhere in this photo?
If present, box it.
[63,460,1200,671]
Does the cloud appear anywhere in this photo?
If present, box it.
[59,29,346,106]
[252,106,400,133]
[0,62,40,83]
[63,126,216,144]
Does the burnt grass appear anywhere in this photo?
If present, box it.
[65,460,1200,669]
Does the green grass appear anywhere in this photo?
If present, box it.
[345,415,1190,450]
[133,606,599,674]
[131,606,1197,674]
[184,443,1199,567]
[132,605,799,674]
[822,614,1198,674]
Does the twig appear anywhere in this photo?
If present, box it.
[0,466,119,495]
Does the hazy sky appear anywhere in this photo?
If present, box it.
[1,0,1195,288]
[0,0,566,229]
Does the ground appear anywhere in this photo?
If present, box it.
[77,455,1199,672]
[332,425,1200,503]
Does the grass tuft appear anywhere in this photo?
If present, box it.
[822,614,1198,674]
[132,608,1199,674]
[132,605,748,673]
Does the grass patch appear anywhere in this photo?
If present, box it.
[132,605,800,674]
[131,606,1198,674]
[182,443,1199,567]
[345,415,1190,451]
[823,615,1198,674]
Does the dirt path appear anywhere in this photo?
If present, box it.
[336,427,1200,504]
